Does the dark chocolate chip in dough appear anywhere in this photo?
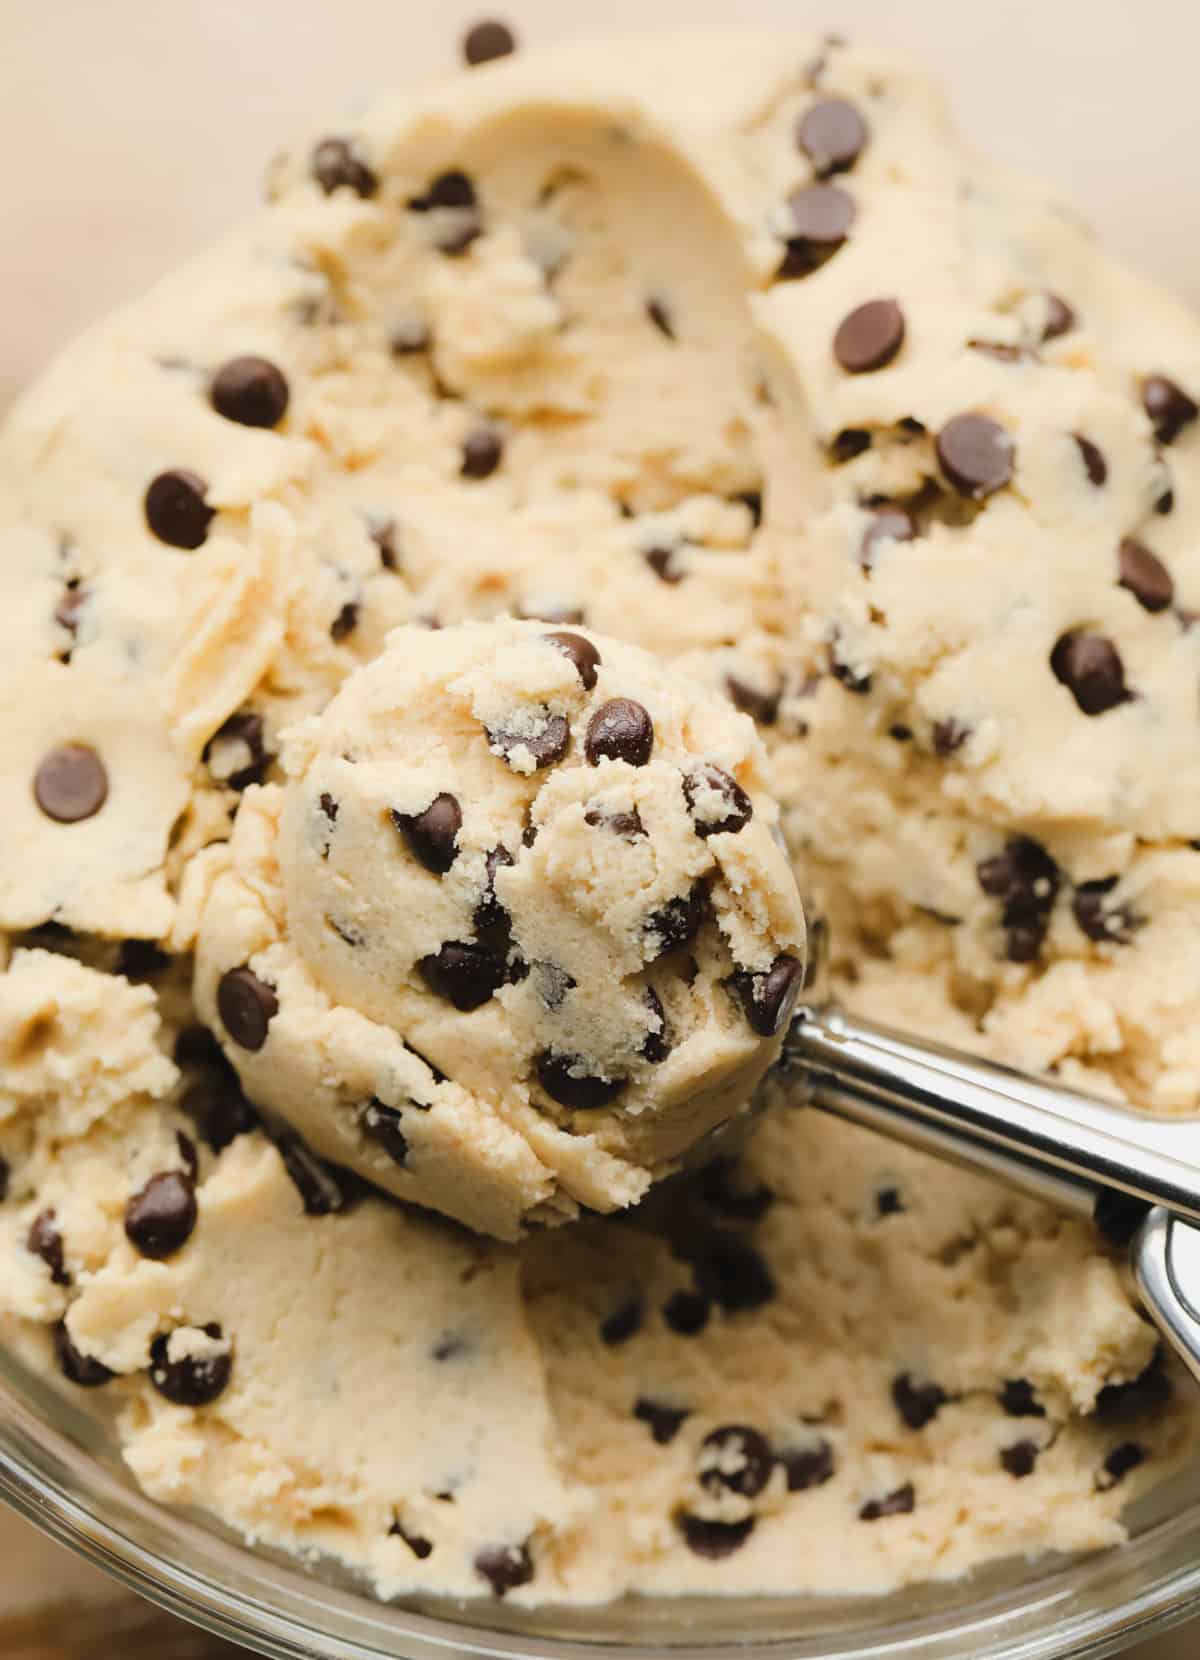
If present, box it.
[217,967,279,1052]
[486,709,570,769]
[1042,293,1076,340]
[584,806,646,842]
[932,719,970,758]
[125,1172,198,1259]
[725,675,780,726]
[634,1397,691,1444]
[210,356,290,429]
[419,941,507,1011]
[390,319,431,357]
[679,1228,776,1313]
[1073,876,1142,944]
[54,1321,115,1388]
[145,468,215,548]
[677,1514,755,1559]
[391,792,462,875]
[600,1297,643,1346]
[781,1439,835,1491]
[936,413,1014,498]
[999,1378,1046,1418]
[876,1186,905,1218]
[859,504,916,571]
[461,423,503,478]
[1074,435,1107,486]
[462,17,516,63]
[682,764,753,837]
[149,1323,232,1406]
[644,545,684,584]
[270,1127,364,1215]
[0,1156,9,1203]
[829,641,872,696]
[116,939,170,980]
[859,1482,916,1521]
[420,170,478,210]
[1142,374,1198,445]
[27,1209,68,1285]
[977,836,1060,963]
[33,743,108,823]
[662,1289,710,1336]
[312,137,378,198]
[585,699,654,768]
[536,1051,626,1110]
[1050,631,1131,716]
[830,427,872,464]
[1093,1187,1150,1247]
[330,600,360,641]
[1097,1441,1146,1490]
[474,844,516,940]
[645,884,707,961]
[390,1517,434,1559]
[361,1099,410,1167]
[833,299,905,374]
[182,1072,260,1153]
[319,792,339,827]
[645,294,676,340]
[1156,483,1175,515]
[728,955,804,1038]
[1001,1440,1039,1478]
[641,986,671,1064]
[474,1541,534,1597]
[776,185,855,278]
[544,630,600,690]
[699,1425,775,1497]
[1096,1349,1172,1422]
[698,1159,773,1224]
[203,709,270,790]
[892,1373,949,1430]
[1118,537,1174,613]
[797,98,868,176]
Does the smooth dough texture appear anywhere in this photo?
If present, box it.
[1,28,1199,1607]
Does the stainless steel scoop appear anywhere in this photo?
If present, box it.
[778,1003,1200,1383]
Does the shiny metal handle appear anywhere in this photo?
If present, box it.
[783,1004,1200,1228]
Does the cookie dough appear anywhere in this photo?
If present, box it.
[0,26,1198,1609]
[193,618,804,1238]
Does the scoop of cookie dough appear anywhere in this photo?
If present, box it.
[193,619,806,1239]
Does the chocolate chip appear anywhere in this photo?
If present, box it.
[875,1186,905,1218]
[361,1099,409,1166]
[634,1398,690,1444]
[682,764,753,837]
[419,941,507,1011]
[269,1127,364,1215]
[474,845,516,943]
[391,793,462,875]
[116,939,170,980]
[1074,435,1107,487]
[976,836,1060,964]
[312,137,378,198]
[585,699,654,768]
[182,1073,259,1153]
[461,424,503,479]
[833,299,905,374]
[416,170,477,210]
[1050,632,1131,716]
[859,1483,915,1521]
[0,1156,9,1203]
[1093,1187,1150,1247]
[203,710,270,790]
[859,504,916,571]
[144,469,215,549]
[999,1379,1046,1418]
[390,1518,434,1559]
[781,1440,835,1491]
[330,600,360,641]
[698,1425,775,1498]
[645,884,707,962]
[1073,876,1142,944]
[33,743,108,823]
[176,1132,199,1183]
[52,1320,114,1388]
[600,1297,643,1346]
[892,1373,949,1430]
[536,1052,626,1110]
[1001,1440,1039,1479]
[698,1160,773,1224]
[319,792,339,827]
[149,1324,232,1407]
[1157,484,1175,515]
[544,630,600,689]
[677,1515,755,1559]
[390,320,431,357]
[27,1209,67,1285]
[728,955,804,1038]
[1096,1350,1171,1422]
[210,356,290,429]
[1142,375,1198,445]
[725,675,780,725]
[776,185,855,278]
[641,986,672,1064]
[584,806,646,842]
[678,1229,776,1314]
[462,17,516,63]
[474,1542,534,1597]
[797,98,868,176]
[1042,294,1076,340]
[1097,1441,1145,1490]
[644,546,684,584]
[486,709,570,769]
[1118,537,1174,613]
[663,1290,710,1335]
[646,295,676,339]
[936,414,1014,498]
[828,637,872,695]
[124,1172,197,1259]
[830,428,872,464]
[216,966,279,1052]
[932,719,970,758]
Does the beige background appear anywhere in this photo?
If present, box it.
[1,0,1198,1651]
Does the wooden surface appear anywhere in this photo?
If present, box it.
[0,1596,245,1660]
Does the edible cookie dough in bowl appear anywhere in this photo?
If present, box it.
[5,18,1200,1660]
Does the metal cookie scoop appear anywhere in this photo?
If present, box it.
[778,1002,1200,1385]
